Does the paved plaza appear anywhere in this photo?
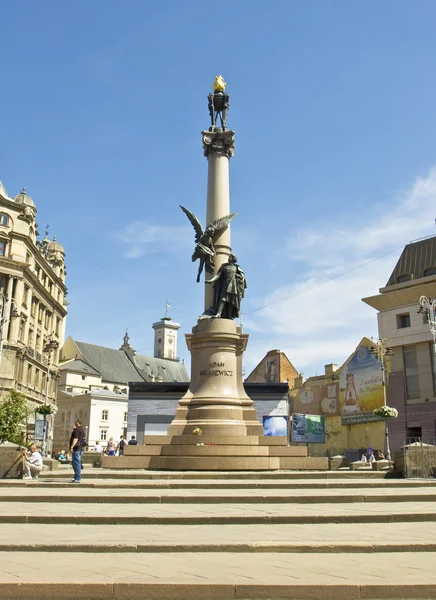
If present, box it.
[0,470,435,599]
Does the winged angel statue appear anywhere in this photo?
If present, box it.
[180,205,237,282]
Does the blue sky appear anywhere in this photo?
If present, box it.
[2,1,436,377]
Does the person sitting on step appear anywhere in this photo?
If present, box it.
[21,444,43,480]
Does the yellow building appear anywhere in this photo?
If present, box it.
[0,180,67,418]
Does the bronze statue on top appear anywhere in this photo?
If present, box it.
[208,75,230,131]
[206,254,246,319]
[180,205,237,282]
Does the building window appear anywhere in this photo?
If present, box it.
[403,345,420,399]
[423,267,436,277]
[66,387,73,392]
[81,375,86,380]
[100,429,108,441]
[396,274,411,283]
[0,241,5,256]
[397,313,411,329]
[101,410,108,421]
[406,426,422,441]
[123,412,128,423]
[0,213,9,226]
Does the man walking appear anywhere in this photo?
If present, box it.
[21,444,43,480]
[117,435,126,456]
[69,418,84,483]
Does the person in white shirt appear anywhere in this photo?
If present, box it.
[93,442,103,452]
[21,444,43,480]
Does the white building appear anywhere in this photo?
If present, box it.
[53,322,189,450]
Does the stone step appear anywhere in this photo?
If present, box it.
[0,477,429,489]
[3,521,436,553]
[37,469,397,479]
[0,551,435,599]
[142,435,292,446]
[1,489,435,504]
[101,455,330,470]
[123,444,308,456]
[0,500,434,524]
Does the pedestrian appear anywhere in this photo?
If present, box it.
[368,451,376,464]
[21,444,43,480]
[69,418,85,483]
[360,454,367,463]
[378,450,385,460]
[117,435,126,456]
[93,441,103,453]
[105,437,116,456]
[128,435,139,446]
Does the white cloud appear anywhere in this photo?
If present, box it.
[117,221,191,258]
[244,168,436,375]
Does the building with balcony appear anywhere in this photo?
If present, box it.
[0,180,67,417]
[362,235,436,450]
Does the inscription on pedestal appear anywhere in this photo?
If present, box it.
[200,362,233,377]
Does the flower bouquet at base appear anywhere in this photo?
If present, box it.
[192,427,203,436]
[36,404,58,416]
[373,406,398,419]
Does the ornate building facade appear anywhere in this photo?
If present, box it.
[0,179,67,414]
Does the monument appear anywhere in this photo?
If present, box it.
[102,77,329,470]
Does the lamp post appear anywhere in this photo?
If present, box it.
[41,336,60,456]
[370,339,394,460]
[418,295,436,344]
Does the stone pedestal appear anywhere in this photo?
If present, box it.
[167,319,263,437]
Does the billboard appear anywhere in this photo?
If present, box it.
[263,415,287,437]
[292,383,339,416]
[34,419,45,442]
[291,413,325,443]
[340,344,385,425]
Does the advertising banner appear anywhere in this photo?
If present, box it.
[291,413,325,443]
[292,383,339,416]
[263,415,287,437]
[34,419,45,442]
[340,344,385,425]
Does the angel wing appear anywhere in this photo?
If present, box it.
[180,205,203,243]
[206,212,238,236]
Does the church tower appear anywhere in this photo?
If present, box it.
[152,313,180,360]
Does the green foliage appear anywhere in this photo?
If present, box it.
[0,389,28,444]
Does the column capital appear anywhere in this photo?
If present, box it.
[202,130,235,159]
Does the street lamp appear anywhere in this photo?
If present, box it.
[370,339,394,460]
[418,295,436,385]
[418,296,436,342]
[41,336,60,456]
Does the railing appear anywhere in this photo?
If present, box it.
[403,438,436,478]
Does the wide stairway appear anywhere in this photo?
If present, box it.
[0,469,435,599]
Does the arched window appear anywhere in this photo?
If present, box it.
[0,213,9,226]
[423,267,436,277]
[0,241,5,256]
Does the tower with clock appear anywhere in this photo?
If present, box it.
[152,315,180,360]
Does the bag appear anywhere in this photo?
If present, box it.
[80,437,88,449]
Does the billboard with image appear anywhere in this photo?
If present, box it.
[291,413,325,443]
[340,344,385,425]
[263,415,287,437]
[292,383,339,416]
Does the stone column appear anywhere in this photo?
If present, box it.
[9,279,24,343]
[202,130,235,311]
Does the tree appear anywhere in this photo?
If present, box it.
[0,390,28,444]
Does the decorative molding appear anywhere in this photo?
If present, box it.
[202,130,235,159]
